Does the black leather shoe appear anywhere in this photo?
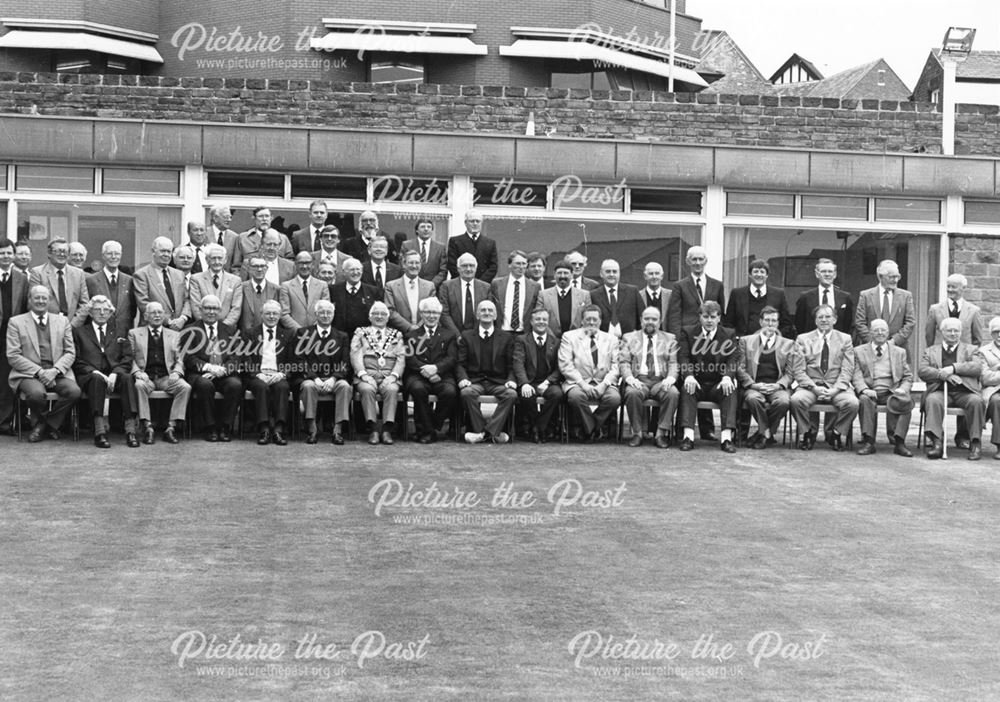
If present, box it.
[969,441,982,461]
[45,428,60,441]
[628,434,643,447]
[257,429,271,445]
[272,430,287,446]
[368,431,380,445]
[655,434,670,449]
[418,433,433,444]
[94,434,111,449]
[856,441,875,456]
[926,439,943,460]
[126,432,140,448]
[27,425,45,443]
[219,426,232,442]
[679,437,694,451]
[826,432,843,451]
[206,430,220,442]
[800,433,814,450]
[331,431,345,445]
[893,442,913,458]
[305,431,318,445]
[956,435,971,450]
[720,439,736,453]
[164,427,180,444]
[700,432,717,442]
[531,429,542,444]
[381,431,394,445]
[750,433,768,450]
[142,426,155,445]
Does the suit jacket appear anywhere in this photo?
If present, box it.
[457,327,515,384]
[239,257,296,285]
[238,279,281,338]
[490,276,542,332]
[278,276,330,330]
[513,331,562,386]
[85,269,136,337]
[794,329,855,392]
[339,231,399,265]
[918,342,983,395]
[361,261,402,291]
[128,325,185,376]
[404,324,459,380]
[133,264,191,320]
[438,277,492,334]
[330,282,383,338]
[677,324,739,384]
[242,323,295,378]
[736,332,800,389]
[666,275,726,334]
[978,342,1000,402]
[619,329,678,382]
[855,286,916,347]
[536,286,591,336]
[925,301,985,347]
[590,284,642,336]
[558,328,620,389]
[29,262,90,327]
[0,267,29,324]
[571,276,600,292]
[292,227,325,256]
[638,288,671,331]
[179,321,239,376]
[189,270,243,327]
[230,228,294,270]
[73,322,133,378]
[852,342,912,394]
[794,286,855,336]
[447,233,499,282]
[350,325,406,379]
[385,276,436,332]
[6,312,77,388]
[400,238,448,289]
[291,325,351,383]
[725,285,795,338]
[310,249,351,281]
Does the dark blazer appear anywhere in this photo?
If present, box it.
[72,322,132,377]
[725,285,795,338]
[457,327,515,385]
[512,332,561,386]
[438,277,492,334]
[677,324,739,384]
[238,279,281,338]
[242,323,295,379]
[404,325,459,380]
[666,275,726,334]
[489,276,542,332]
[400,238,448,289]
[180,321,239,375]
[638,287,671,331]
[590,284,643,335]
[339,230,399,265]
[86,269,136,337]
[292,227,324,256]
[0,267,29,325]
[794,287,855,336]
[447,233,499,283]
[291,325,351,384]
[329,281,383,338]
[360,261,402,291]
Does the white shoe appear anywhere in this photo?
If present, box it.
[492,432,510,444]
[464,432,486,444]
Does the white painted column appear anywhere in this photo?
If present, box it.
[942,194,961,299]
[703,184,725,279]
[449,176,474,240]
[181,165,205,237]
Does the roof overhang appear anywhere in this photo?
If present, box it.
[311,18,487,55]
[0,28,163,63]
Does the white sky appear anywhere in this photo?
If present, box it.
[689,0,1000,89]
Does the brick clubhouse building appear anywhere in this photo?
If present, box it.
[2,1,1000,363]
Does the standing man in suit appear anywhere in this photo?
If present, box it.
[293,200,330,255]
[491,250,541,335]
[639,262,671,332]
[6,285,81,442]
[330,258,383,338]
[13,241,32,277]
[184,221,211,275]
[447,209,499,283]
[189,244,242,328]
[244,299,293,446]
[677,300,739,453]
[855,259,916,348]
[68,242,88,270]
[439,253,491,335]
[171,245,196,297]
[279,252,330,331]
[558,304,621,443]
[360,236,402,293]
[590,259,641,338]
[73,295,139,449]
[230,206,294,270]
[133,237,191,331]
[86,241,135,338]
[457,300,517,444]
[238,230,296,285]
[926,273,984,347]
[790,304,858,451]
[181,294,242,443]
[853,319,914,457]
[29,237,91,328]
[339,211,398,265]
[620,306,679,449]
[794,258,855,336]
[350,301,405,445]
[919,317,986,460]
[208,204,239,271]
[386,249,436,333]
[0,240,29,434]
[404,297,459,444]
[564,251,599,291]
[238,257,281,338]
[311,225,350,282]
[737,306,801,450]
[513,308,564,443]
[536,259,591,337]
[399,218,448,290]
[978,316,1000,459]
[292,299,352,445]
[526,252,547,288]
[129,301,190,445]
[726,259,795,338]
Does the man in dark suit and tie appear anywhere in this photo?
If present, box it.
[404,297,459,444]
[73,295,139,448]
[244,300,294,446]
[725,259,795,338]
[29,237,91,328]
[439,253,491,335]
[590,259,641,339]
[447,209,499,283]
[0,239,29,434]
[238,257,281,339]
[360,236,402,293]
[86,240,136,339]
[794,258,855,336]
[399,218,448,290]
[491,250,542,335]
[513,308,564,443]
[639,262,671,331]
[293,200,330,255]
[457,300,517,443]
[536,260,591,337]
[330,258,383,338]
[292,299,352,444]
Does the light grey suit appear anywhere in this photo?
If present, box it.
[790,329,859,438]
[385,275,436,332]
[855,285,916,347]
[133,264,191,321]
[189,270,243,327]
[128,325,190,422]
[5,311,81,430]
[278,276,330,331]
[925,300,985,348]
[29,262,90,327]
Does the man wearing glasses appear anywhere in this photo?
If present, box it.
[340,211,399,265]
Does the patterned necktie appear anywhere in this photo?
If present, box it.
[420,241,427,265]
[267,327,274,342]
[511,280,521,332]
[754,288,763,299]
[876,344,883,358]
[98,325,106,349]
[951,301,960,318]
[151,328,160,343]
[590,334,599,367]
[608,289,618,326]
[109,273,117,291]
[192,247,203,274]
[645,333,655,375]
[821,287,830,307]
[302,279,309,300]
[695,277,703,302]
[213,273,220,290]
[162,268,176,311]
[36,315,46,330]
[217,230,224,246]
[821,335,830,374]
[881,290,891,321]
[256,284,263,296]
[375,266,383,289]
[57,269,68,315]
[314,230,323,251]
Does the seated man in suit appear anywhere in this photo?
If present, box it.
[639,262,670,331]
[189,244,242,327]
[513,308,564,443]
[439,253,492,335]
[181,294,243,443]
[244,299,294,446]
[536,259,591,337]
[129,301,191,445]
[725,259,795,338]
[399,218,448,290]
[794,258,855,336]
[457,300,517,444]
[853,319,914,457]
[73,295,139,449]
[677,300,739,453]
[620,306,679,449]
[331,258,383,339]
[790,304,858,451]
[0,240,30,435]
[351,301,405,445]
[919,317,986,460]
[558,304,621,443]
[978,316,1000,459]
[404,297,459,444]
[386,249,436,333]
[294,299,352,445]
[6,285,82,442]
[279,251,330,331]
[737,306,801,450]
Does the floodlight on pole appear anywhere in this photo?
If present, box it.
[941,27,976,156]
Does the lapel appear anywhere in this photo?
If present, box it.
[890,290,902,325]
[25,316,41,357]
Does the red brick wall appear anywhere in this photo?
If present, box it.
[0,0,159,34]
